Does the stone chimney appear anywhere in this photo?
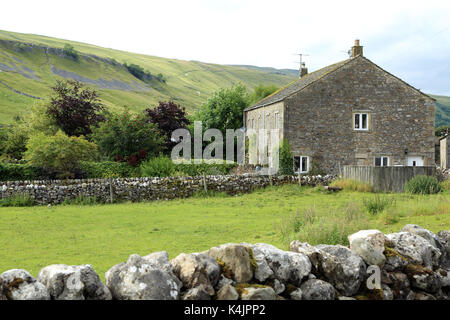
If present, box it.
[351,39,363,58]
[300,62,308,77]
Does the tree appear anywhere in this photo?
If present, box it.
[63,44,79,61]
[277,139,294,175]
[24,130,98,178]
[91,109,165,166]
[47,80,105,137]
[144,101,191,151]
[196,84,250,135]
[249,84,279,104]
[0,102,59,161]
[435,125,450,137]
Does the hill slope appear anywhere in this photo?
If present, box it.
[431,95,450,128]
[0,29,449,127]
[0,29,296,123]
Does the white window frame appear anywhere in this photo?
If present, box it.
[293,156,309,173]
[375,156,389,167]
[354,113,369,131]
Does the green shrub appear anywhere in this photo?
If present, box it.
[441,180,450,192]
[63,44,79,61]
[176,160,236,176]
[25,131,98,178]
[277,139,294,175]
[140,156,176,177]
[0,163,41,181]
[363,195,396,215]
[405,175,442,194]
[80,161,139,178]
[0,194,34,207]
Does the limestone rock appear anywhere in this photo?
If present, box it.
[414,291,436,300]
[240,287,277,300]
[290,288,303,300]
[387,271,412,300]
[216,284,239,300]
[313,244,366,297]
[387,232,441,269]
[215,274,235,292]
[182,287,211,300]
[37,264,111,300]
[348,229,387,267]
[437,230,450,268]
[0,277,6,300]
[250,243,311,286]
[0,269,50,300]
[142,251,182,288]
[105,253,181,300]
[384,245,409,272]
[405,265,441,293]
[205,243,254,283]
[300,279,336,300]
[170,253,217,295]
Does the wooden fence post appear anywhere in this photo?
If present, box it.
[109,177,114,204]
[203,172,208,192]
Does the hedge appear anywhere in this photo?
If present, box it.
[79,161,140,178]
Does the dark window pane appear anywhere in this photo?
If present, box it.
[383,157,388,166]
[294,156,300,172]
[375,157,381,166]
[301,157,308,172]
[355,114,360,129]
[362,114,367,129]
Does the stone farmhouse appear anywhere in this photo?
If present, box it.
[243,40,436,175]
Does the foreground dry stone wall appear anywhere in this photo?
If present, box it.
[1,224,449,300]
[0,174,334,205]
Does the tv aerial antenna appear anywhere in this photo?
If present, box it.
[293,52,309,77]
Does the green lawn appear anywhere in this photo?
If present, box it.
[0,185,449,280]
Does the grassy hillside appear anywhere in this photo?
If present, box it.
[0,29,296,123]
[0,29,449,127]
[431,94,450,127]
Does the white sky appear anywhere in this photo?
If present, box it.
[1,0,450,94]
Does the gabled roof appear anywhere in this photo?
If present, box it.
[244,55,435,112]
[244,59,351,111]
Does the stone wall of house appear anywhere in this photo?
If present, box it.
[284,56,435,175]
[0,174,334,205]
[1,224,449,300]
[440,136,449,169]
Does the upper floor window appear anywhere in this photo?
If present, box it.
[354,113,369,131]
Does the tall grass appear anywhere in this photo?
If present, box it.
[0,194,34,207]
[278,203,369,246]
[363,195,396,215]
[329,178,373,192]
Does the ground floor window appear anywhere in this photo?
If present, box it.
[294,156,309,173]
[375,156,389,167]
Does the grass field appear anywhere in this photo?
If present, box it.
[0,185,449,281]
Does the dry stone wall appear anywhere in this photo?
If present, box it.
[0,174,334,205]
[1,224,449,300]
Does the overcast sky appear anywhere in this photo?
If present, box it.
[1,0,450,95]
